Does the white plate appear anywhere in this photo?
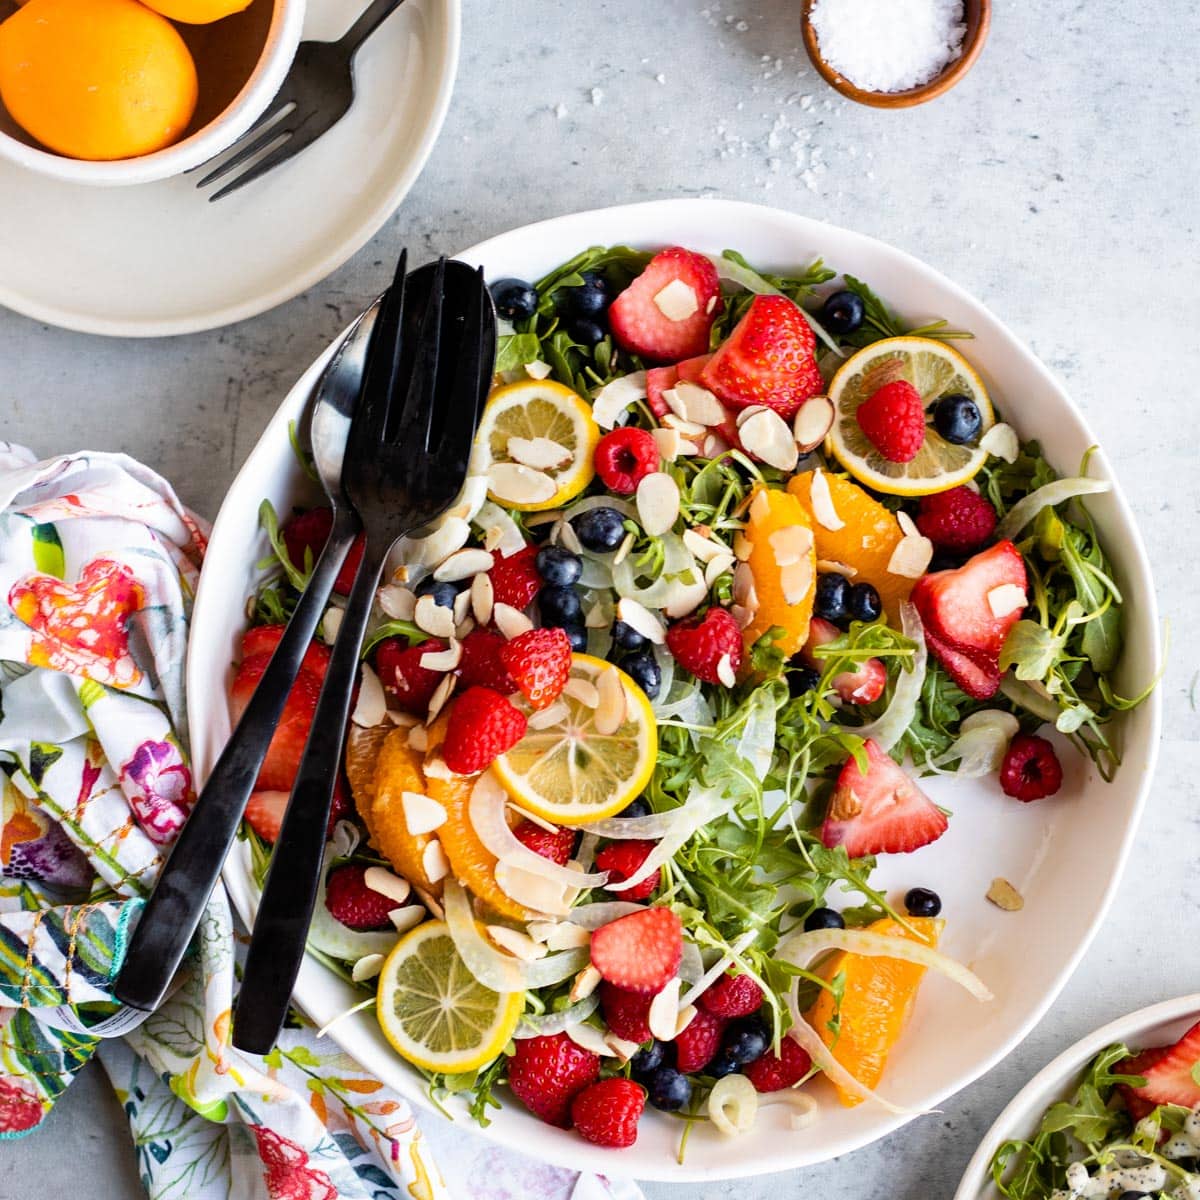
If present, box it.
[954,994,1200,1199]
[0,0,459,337]
[188,199,1163,1182]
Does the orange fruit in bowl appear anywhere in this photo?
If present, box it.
[140,0,251,23]
[787,469,914,624]
[0,0,198,161]
[805,916,943,1106]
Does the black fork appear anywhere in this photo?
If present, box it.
[231,256,496,1054]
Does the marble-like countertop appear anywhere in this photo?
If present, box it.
[1,1,1197,1196]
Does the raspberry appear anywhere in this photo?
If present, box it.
[999,733,1063,802]
[375,637,445,714]
[915,487,998,553]
[281,507,365,596]
[571,1077,646,1148]
[500,627,573,709]
[323,864,394,931]
[743,1036,813,1092]
[507,1033,600,1128]
[513,820,576,867]
[595,839,660,901]
[456,627,514,692]
[487,543,542,610]
[674,1007,726,1074]
[442,687,527,774]
[590,907,682,995]
[594,426,659,494]
[855,379,927,463]
[599,982,653,1044]
[665,606,743,685]
[697,971,764,1019]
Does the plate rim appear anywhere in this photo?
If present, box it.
[0,0,461,339]
[192,197,1164,1181]
[952,992,1200,1200]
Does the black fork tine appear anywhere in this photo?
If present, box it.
[351,249,409,454]
[393,256,447,454]
[435,267,493,470]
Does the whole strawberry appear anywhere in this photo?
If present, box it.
[595,839,660,901]
[487,544,542,610]
[500,627,573,709]
[507,1033,600,1128]
[599,982,654,1044]
[916,486,997,553]
[457,627,514,692]
[665,606,743,685]
[442,687,528,774]
[743,1036,813,1092]
[513,819,576,866]
[281,507,365,596]
[570,1077,646,1148]
[856,379,926,463]
[673,1007,726,1073]
[375,637,445,714]
[698,970,764,1019]
[324,864,394,931]
[999,733,1063,801]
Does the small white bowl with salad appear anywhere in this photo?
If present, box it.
[187,199,1162,1181]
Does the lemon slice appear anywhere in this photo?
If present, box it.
[826,336,995,496]
[492,654,657,826]
[472,378,600,511]
[376,919,523,1073]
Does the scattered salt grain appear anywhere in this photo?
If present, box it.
[809,0,966,93]
[590,87,604,106]
[554,102,568,119]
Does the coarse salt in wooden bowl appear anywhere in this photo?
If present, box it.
[801,0,991,109]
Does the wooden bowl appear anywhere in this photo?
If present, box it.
[801,0,991,109]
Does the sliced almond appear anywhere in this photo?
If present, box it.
[592,371,647,430]
[414,887,444,920]
[734,404,769,429]
[682,527,731,563]
[604,1033,642,1062]
[887,534,934,579]
[988,583,1027,618]
[809,468,845,531]
[652,426,683,462]
[388,710,419,728]
[730,603,754,630]
[488,462,556,506]
[584,593,614,629]
[524,509,564,528]
[407,724,429,751]
[487,925,548,962]
[594,667,627,735]
[612,530,636,566]
[434,548,495,583]
[662,411,707,438]
[528,920,591,950]
[616,596,667,644]
[352,954,385,983]
[716,652,737,688]
[648,978,682,1042]
[780,557,815,607]
[423,755,453,780]
[402,791,447,836]
[653,278,699,321]
[510,802,560,832]
[321,605,344,644]
[364,865,412,906]
[897,511,920,539]
[392,564,410,585]
[986,877,1024,911]
[817,558,857,577]
[557,519,583,554]
[493,602,534,640]
[732,561,759,609]
[506,435,572,472]
[749,489,771,523]
[672,380,726,426]
[527,699,570,730]
[739,408,799,471]
[563,677,600,708]
[636,471,681,537]
[495,860,570,916]
[425,673,457,723]
[701,433,730,459]
[979,422,1019,463]
[453,588,473,628]
[414,594,456,639]
[663,573,708,618]
[378,584,417,621]
[674,1004,698,1038]
[568,1023,618,1057]
[351,663,388,727]
[704,553,735,588]
[419,638,462,672]
[769,524,814,567]
[569,965,603,1003]
[483,525,504,552]
[388,906,426,935]
[524,359,553,380]
[421,839,450,884]
[793,395,835,451]
[733,531,753,561]
[471,571,494,626]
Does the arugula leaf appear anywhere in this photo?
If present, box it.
[839,274,972,348]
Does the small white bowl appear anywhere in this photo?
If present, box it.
[0,0,304,186]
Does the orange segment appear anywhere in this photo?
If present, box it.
[742,485,817,659]
[788,470,913,625]
[805,916,943,1106]
[140,0,252,23]
[362,726,439,895]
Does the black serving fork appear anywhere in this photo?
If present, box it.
[196,0,409,202]
[231,257,496,1054]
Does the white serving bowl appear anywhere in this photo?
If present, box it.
[954,994,1200,1199]
[0,0,303,186]
[188,199,1163,1182]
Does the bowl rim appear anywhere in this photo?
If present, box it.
[192,197,1164,1181]
[0,0,305,186]
[952,992,1200,1200]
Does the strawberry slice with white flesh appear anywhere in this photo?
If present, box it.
[802,617,887,705]
[645,353,713,418]
[608,248,723,362]
[1116,1019,1200,1117]
[821,738,948,857]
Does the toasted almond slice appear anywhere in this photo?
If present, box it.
[493,602,534,640]
[584,593,614,629]
[509,802,560,833]
[421,840,450,885]
[616,596,666,644]
[524,509,564,528]
[352,953,386,983]
[563,677,600,708]
[793,395,835,451]
[672,380,726,426]
[817,558,857,577]
[592,371,647,430]
[701,433,730,459]
[388,710,419,728]
[682,527,732,563]
[594,666,627,735]
[780,558,815,607]
[980,422,1019,463]
[730,603,754,629]
[809,468,845,531]
[557,519,584,554]
[716,652,737,688]
[402,791,447,836]
[364,865,412,906]
[414,594,456,639]
[897,511,920,539]
[735,404,769,428]
[532,921,592,951]
[662,411,708,438]
[378,584,417,621]
[435,548,495,583]
[420,638,462,672]
[605,1033,643,1061]
[423,756,453,780]
[988,583,1027,618]
[528,699,571,730]
[887,534,934,579]
[612,530,636,566]
[388,906,426,935]
[568,1023,617,1057]
[351,663,388,727]
[674,1004,698,1037]
[483,525,504,552]
[663,572,707,619]
[524,359,553,380]
[414,887,444,920]
[471,571,494,626]
[488,462,557,505]
[749,489,771,523]
[733,561,758,608]
[648,978,683,1042]
[769,524,814,567]
[487,925,548,962]
[570,964,603,1003]
[986,876,1024,911]
[704,553,735,588]
[653,278,699,321]
[454,615,475,640]
[652,426,682,462]
[740,408,799,471]
[407,724,429,751]
[392,564,411,584]
[636,472,681,537]
[733,531,753,561]
[321,605,344,643]
[505,434,572,471]
[426,673,457,723]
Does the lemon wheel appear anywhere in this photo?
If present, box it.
[826,336,995,496]
[492,654,657,825]
[472,378,600,511]
[376,920,523,1073]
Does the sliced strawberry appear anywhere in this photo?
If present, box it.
[1116,1020,1200,1112]
[457,627,514,693]
[608,248,723,361]
[513,820,576,867]
[229,657,321,792]
[923,626,1001,699]
[645,353,714,417]
[240,625,331,679]
[590,907,682,995]
[281,506,364,596]
[487,543,542,610]
[245,790,289,843]
[801,617,887,704]
[821,738,948,857]
[375,637,446,714]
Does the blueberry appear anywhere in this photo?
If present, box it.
[804,906,846,932]
[619,650,661,700]
[572,506,626,553]
[414,576,461,610]
[847,582,882,624]
[648,1066,693,1112]
[821,290,865,336]
[562,622,589,652]
[814,571,851,624]
[566,317,606,347]
[611,619,647,652]
[788,663,821,698]
[535,545,583,587]
[1117,1194,1148,1200]
[631,1040,667,1080]
[933,393,983,445]
[707,1052,741,1079]
[905,887,942,918]
[721,1015,770,1067]
[558,271,611,319]
[489,277,538,321]
[619,797,652,819]
[538,585,582,626]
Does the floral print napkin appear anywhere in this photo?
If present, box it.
[0,444,641,1200]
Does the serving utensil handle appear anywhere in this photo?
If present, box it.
[339,0,407,56]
